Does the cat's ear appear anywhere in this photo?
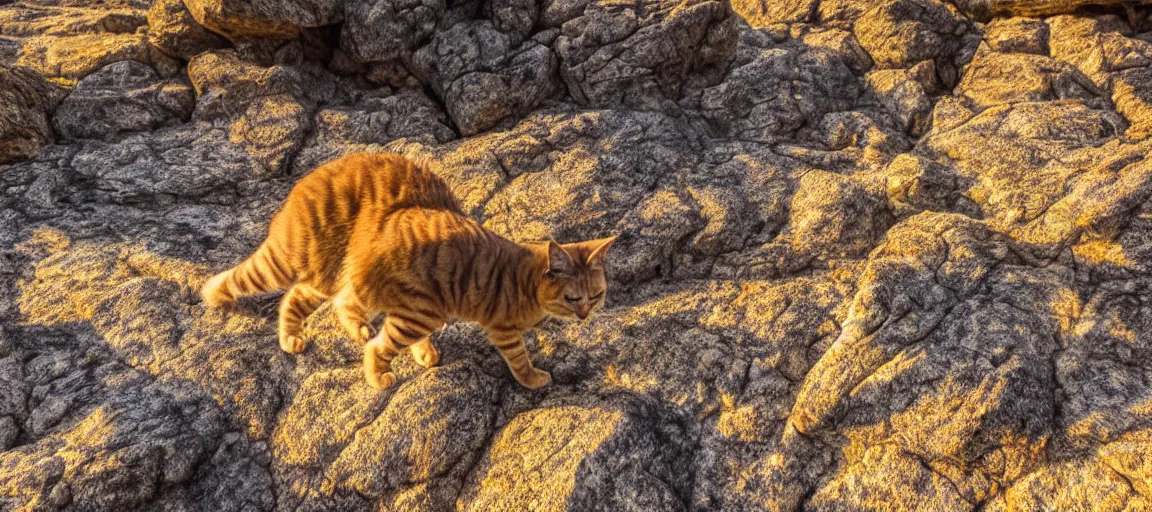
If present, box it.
[586,236,617,270]
[546,240,576,277]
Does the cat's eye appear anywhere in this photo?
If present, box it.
[565,295,580,303]
[590,291,604,300]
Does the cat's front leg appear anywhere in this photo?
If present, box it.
[334,285,375,342]
[364,315,444,389]
[486,328,551,389]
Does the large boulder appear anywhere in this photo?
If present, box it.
[730,0,817,26]
[955,51,1099,109]
[853,0,968,72]
[1047,14,1152,86]
[0,64,63,164]
[146,0,228,60]
[411,21,558,135]
[52,60,194,140]
[554,0,738,111]
[697,43,860,142]
[459,394,692,511]
[182,0,343,40]
[186,50,336,174]
[866,60,936,136]
[16,33,168,80]
[340,0,445,64]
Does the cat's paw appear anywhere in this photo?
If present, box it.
[366,370,397,389]
[280,335,307,354]
[516,368,552,389]
[200,272,232,308]
[358,324,376,342]
[411,342,440,368]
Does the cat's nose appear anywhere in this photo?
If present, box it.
[576,307,590,320]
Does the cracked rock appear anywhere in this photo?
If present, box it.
[52,60,194,140]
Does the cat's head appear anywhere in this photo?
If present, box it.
[537,237,616,321]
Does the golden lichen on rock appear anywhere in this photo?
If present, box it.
[2,0,1152,510]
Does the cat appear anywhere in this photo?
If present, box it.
[201,152,615,389]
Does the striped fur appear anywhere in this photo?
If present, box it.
[201,152,615,389]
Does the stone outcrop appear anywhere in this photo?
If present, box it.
[0,64,63,164]
[52,60,195,140]
[2,0,1152,510]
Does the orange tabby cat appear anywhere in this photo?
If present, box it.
[201,152,615,389]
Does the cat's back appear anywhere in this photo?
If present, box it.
[270,153,463,290]
[289,152,462,216]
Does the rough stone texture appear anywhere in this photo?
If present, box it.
[866,60,936,136]
[412,21,559,136]
[52,60,195,140]
[554,0,738,112]
[0,64,64,164]
[3,3,179,82]
[984,16,1049,54]
[730,0,816,26]
[2,0,1152,511]
[182,0,343,41]
[853,0,969,70]
[696,40,861,142]
[146,0,227,60]
[340,0,445,64]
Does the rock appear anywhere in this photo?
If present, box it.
[324,363,499,510]
[866,61,935,136]
[182,0,343,41]
[885,153,979,218]
[800,28,874,73]
[320,91,454,146]
[731,0,817,26]
[485,0,538,42]
[52,60,194,140]
[3,1,1152,510]
[146,0,227,60]
[853,0,968,70]
[924,100,1126,226]
[459,394,692,511]
[340,0,445,64]
[697,43,860,142]
[1112,68,1152,138]
[186,50,332,119]
[412,21,558,136]
[1047,14,1152,86]
[0,64,64,164]
[984,17,1049,54]
[554,0,737,111]
[295,89,456,170]
[952,0,1140,20]
[786,170,892,262]
[955,51,1099,108]
[16,33,163,80]
[228,93,311,175]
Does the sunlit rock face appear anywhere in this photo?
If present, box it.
[2,0,1152,510]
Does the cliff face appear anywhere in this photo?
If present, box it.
[2,0,1152,510]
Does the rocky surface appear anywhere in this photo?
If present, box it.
[2,0,1152,510]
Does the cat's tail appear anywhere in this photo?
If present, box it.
[201,241,294,307]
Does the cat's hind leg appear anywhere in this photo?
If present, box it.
[334,285,375,342]
[278,284,327,354]
[365,314,444,389]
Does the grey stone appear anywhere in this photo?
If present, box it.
[52,60,194,140]
[0,64,63,164]
[146,0,227,60]
[554,0,737,111]
[412,21,558,136]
